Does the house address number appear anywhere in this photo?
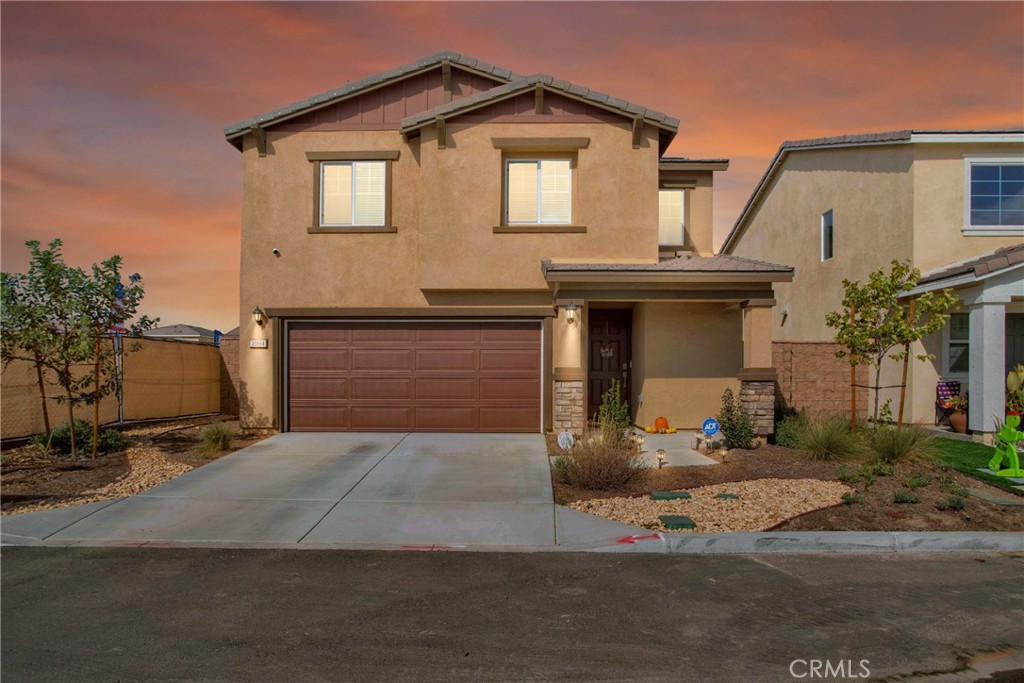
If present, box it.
[249,339,268,349]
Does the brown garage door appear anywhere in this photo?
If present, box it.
[287,321,541,432]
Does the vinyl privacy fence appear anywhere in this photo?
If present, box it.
[1,337,220,440]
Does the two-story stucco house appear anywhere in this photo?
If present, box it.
[224,52,792,436]
[722,129,1024,438]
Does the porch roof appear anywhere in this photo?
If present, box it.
[542,254,794,284]
[906,243,1024,295]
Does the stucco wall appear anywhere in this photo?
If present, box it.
[911,142,1024,272]
[631,302,742,429]
[730,145,916,343]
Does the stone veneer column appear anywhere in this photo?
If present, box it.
[739,380,776,437]
[553,380,585,434]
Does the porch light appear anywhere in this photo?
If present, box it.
[252,306,266,327]
[656,449,666,469]
[565,304,578,324]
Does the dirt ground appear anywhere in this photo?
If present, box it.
[549,436,1024,532]
[1,416,269,515]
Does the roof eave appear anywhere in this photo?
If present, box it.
[542,270,794,284]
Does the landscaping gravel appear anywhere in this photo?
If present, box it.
[567,478,853,532]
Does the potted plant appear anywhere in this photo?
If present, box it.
[948,394,968,434]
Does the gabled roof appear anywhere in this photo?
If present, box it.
[400,73,679,137]
[916,243,1024,288]
[143,324,218,338]
[721,128,1024,253]
[223,51,522,142]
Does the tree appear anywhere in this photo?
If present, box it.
[79,257,156,457]
[1,239,156,458]
[825,260,957,425]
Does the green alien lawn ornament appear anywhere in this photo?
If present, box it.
[988,411,1024,478]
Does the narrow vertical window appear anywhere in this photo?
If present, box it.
[947,313,969,374]
[821,209,834,261]
[658,189,685,246]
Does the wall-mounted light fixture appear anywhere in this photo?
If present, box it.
[252,306,266,327]
[564,304,578,325]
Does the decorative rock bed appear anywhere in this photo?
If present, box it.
[566,478,854,533]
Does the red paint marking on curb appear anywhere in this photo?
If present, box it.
[616,534,662,545]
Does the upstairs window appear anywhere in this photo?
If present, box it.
[821,209,834,261]
[321,161,386,227]
[505,159,572,224]
[658,189,686,246]
[966,160,1024,233]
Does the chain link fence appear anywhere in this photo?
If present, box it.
[1,337,221,440]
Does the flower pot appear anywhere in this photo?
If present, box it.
[949,410,968,434]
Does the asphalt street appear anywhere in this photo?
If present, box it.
[2,548,1022,682]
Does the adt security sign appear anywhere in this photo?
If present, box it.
[702,418,719,436]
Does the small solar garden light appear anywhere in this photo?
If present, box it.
[656,449,666,469]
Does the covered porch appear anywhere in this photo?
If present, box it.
[541,254,794,435]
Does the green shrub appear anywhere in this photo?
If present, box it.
[33,419,94,456]
[935,496,966,511]
[718,388,755,450]
[554,429,647,490]
[836,464,859,484]
[856,464,877,489]
[97,428,129,453]
[870,425,935,464]
[841,492,865,505]
[597,379,632,435]
[796,415,862,461]
[774,412,807,449]
[893,490,921,504]
[903,473,932,490]
[870,460,896,477]
[33,419,128,456]
[936,466,970,497]
[200,423,235,454]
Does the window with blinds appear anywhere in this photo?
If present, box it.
[658,189,685,245]
[506,159,572,224]
[321,161,386,226]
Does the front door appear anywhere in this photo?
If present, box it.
[587,309,632,422]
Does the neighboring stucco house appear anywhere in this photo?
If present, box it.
[722,129,1024,437]
[142,323,222,346]
[224,52,792,435]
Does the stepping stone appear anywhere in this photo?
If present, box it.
[658,515,696,530]
[651,491,691,500]
[715,493,740,500]
[977,468,1024,484]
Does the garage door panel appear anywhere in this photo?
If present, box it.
[351,348,414,372]
[350,406,413,430]
[414,407,477,431]
[415,377,477,400]
[290,348,350,372]
[288,321,540,432]
[351,378,413,400]
[351,327,415,343]
[289,404,350,431]
[480,377,539,401]
[416,348,477,372]
[290,376,348,400]
[480,407,539,431]
[480,349,540,373]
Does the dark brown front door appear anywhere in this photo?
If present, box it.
[587,309,632,421]
[287,321,541,432]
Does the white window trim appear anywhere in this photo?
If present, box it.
[820,209,834,262]
[505,159,573,225]
[320,160,386,228]
[942,313,970,379]
[962,156,1024,236]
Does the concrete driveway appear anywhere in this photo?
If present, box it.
[1,433,642,550]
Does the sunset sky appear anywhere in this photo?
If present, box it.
[2,2,1022,331]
